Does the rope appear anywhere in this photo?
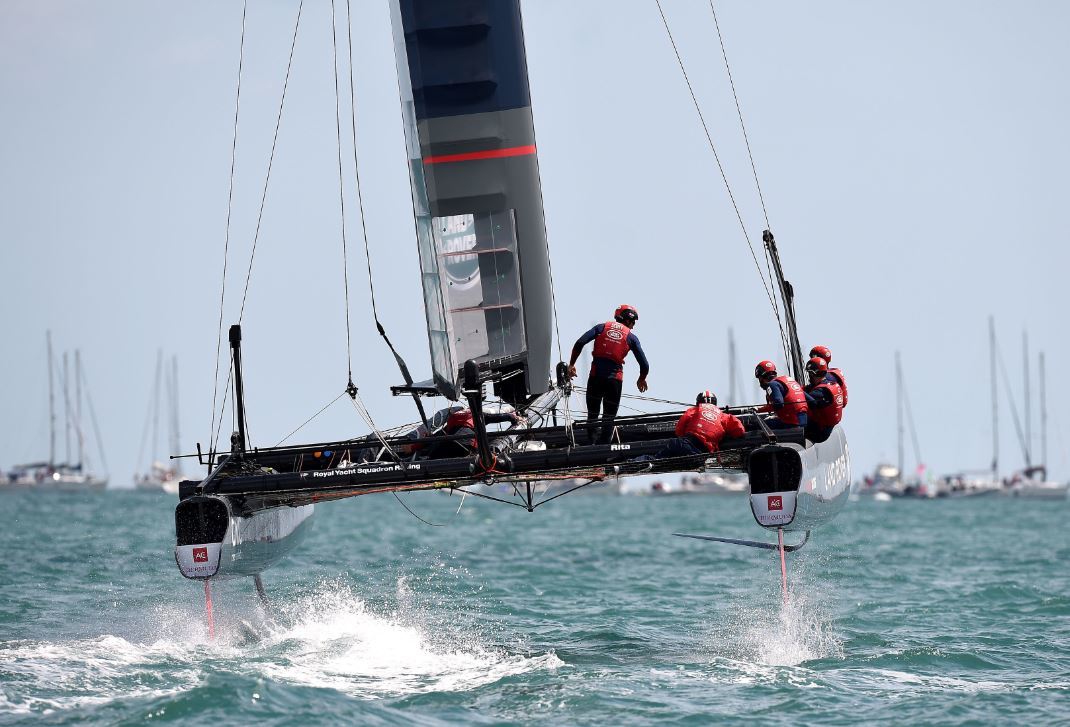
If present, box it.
[653,0,786,346]
[273,391,347,447]
[707,2,791,368]
[392,491,446,526]
[330,0,355,382]
[236,0,304,322]
[995,338,1031,466]
[337,0,429,429]
[210,0,247,453]
[708,0,770,230]
[573,385,690,408]
[348,394,400,462]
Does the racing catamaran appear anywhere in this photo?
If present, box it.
[173,0,851,610]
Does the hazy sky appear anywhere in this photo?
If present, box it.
[1,1,1068,486]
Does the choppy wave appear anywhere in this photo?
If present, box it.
[0,577,561,720]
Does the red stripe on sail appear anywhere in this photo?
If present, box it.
[423,144,536,165]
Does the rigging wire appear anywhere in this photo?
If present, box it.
[273,391,348,448]
[392,491,447,527]
[652,0,782,330]
[236,0,305,322]
[78,364,109,476]
[342,0,430,428]
[573,385,690,408]
[901,382,923,472]
[348,394,399,461]
[208,2,302,461]
[210,0,247,456]
[994,338,1031,467]
[327,0,357,387]
[655,1,792,367]
[706,1,793,366]
[708,0,770,230]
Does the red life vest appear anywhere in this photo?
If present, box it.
[769,375,808,425]
[806,381,844,427]
[676,404,745,452]
[445,409,475,433]
[591,321,632,380]
[829,368,848,407]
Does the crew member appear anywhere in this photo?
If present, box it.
[803,356,843,443]
[809,345,848,407]
[754,360,808,429]
[421,406,521,459]
[657,391,746,458]
[568,305,650,444]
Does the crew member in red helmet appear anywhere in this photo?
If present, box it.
[568,305,650,444]
[802,356,844,443]
[754,360,808,430]
[808,345,848,407]
[656,391,746,458]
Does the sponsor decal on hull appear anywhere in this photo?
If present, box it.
[175,542,222,579]
[750,490,796,527]
[308,462,423,479]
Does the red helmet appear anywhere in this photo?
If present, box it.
[754,360,777,379]
[805,356,828,377]
[614,304,638,324]
[809,345,832,364]
[696,390,717,405]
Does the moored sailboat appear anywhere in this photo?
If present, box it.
[3,332,107,492]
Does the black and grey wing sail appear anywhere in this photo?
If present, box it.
[390,0,552,402]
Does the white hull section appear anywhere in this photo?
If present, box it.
[747,425,851,532]
[175,495,315,580]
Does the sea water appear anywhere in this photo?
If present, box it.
[1,489,1067,725]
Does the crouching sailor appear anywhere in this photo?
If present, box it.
[421,406,522,459]
[754,360,808,430]
[568,305,650,444]
[803,356,844,443]
[656,391,745,458]
[809,344,848,407]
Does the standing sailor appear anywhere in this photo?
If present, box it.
[809,345,848,407]
[568,305,650,444]
[657,391,746,458]
[754,360,808,430]
[803,357,844,443]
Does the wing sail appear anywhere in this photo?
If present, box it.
[390,0,552,402]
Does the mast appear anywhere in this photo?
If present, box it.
[171,355,182,475]
[895,351,904,479]
[63,351,71,466]
[75,350,83,469]
[989,316,998,479]
[47,331,55,468]
[728,327,737,405]
[1023,330,1031,464]
[762,230,805,380]
[229,325,247,455]
[152,350,163,468]
[1039,351,1046,471]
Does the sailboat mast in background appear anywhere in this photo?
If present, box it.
[895,351,904,481]
[1039,351,1046,470]
[989,317,998,478]
[1022,330,1031,464]
[47,331,56,469]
